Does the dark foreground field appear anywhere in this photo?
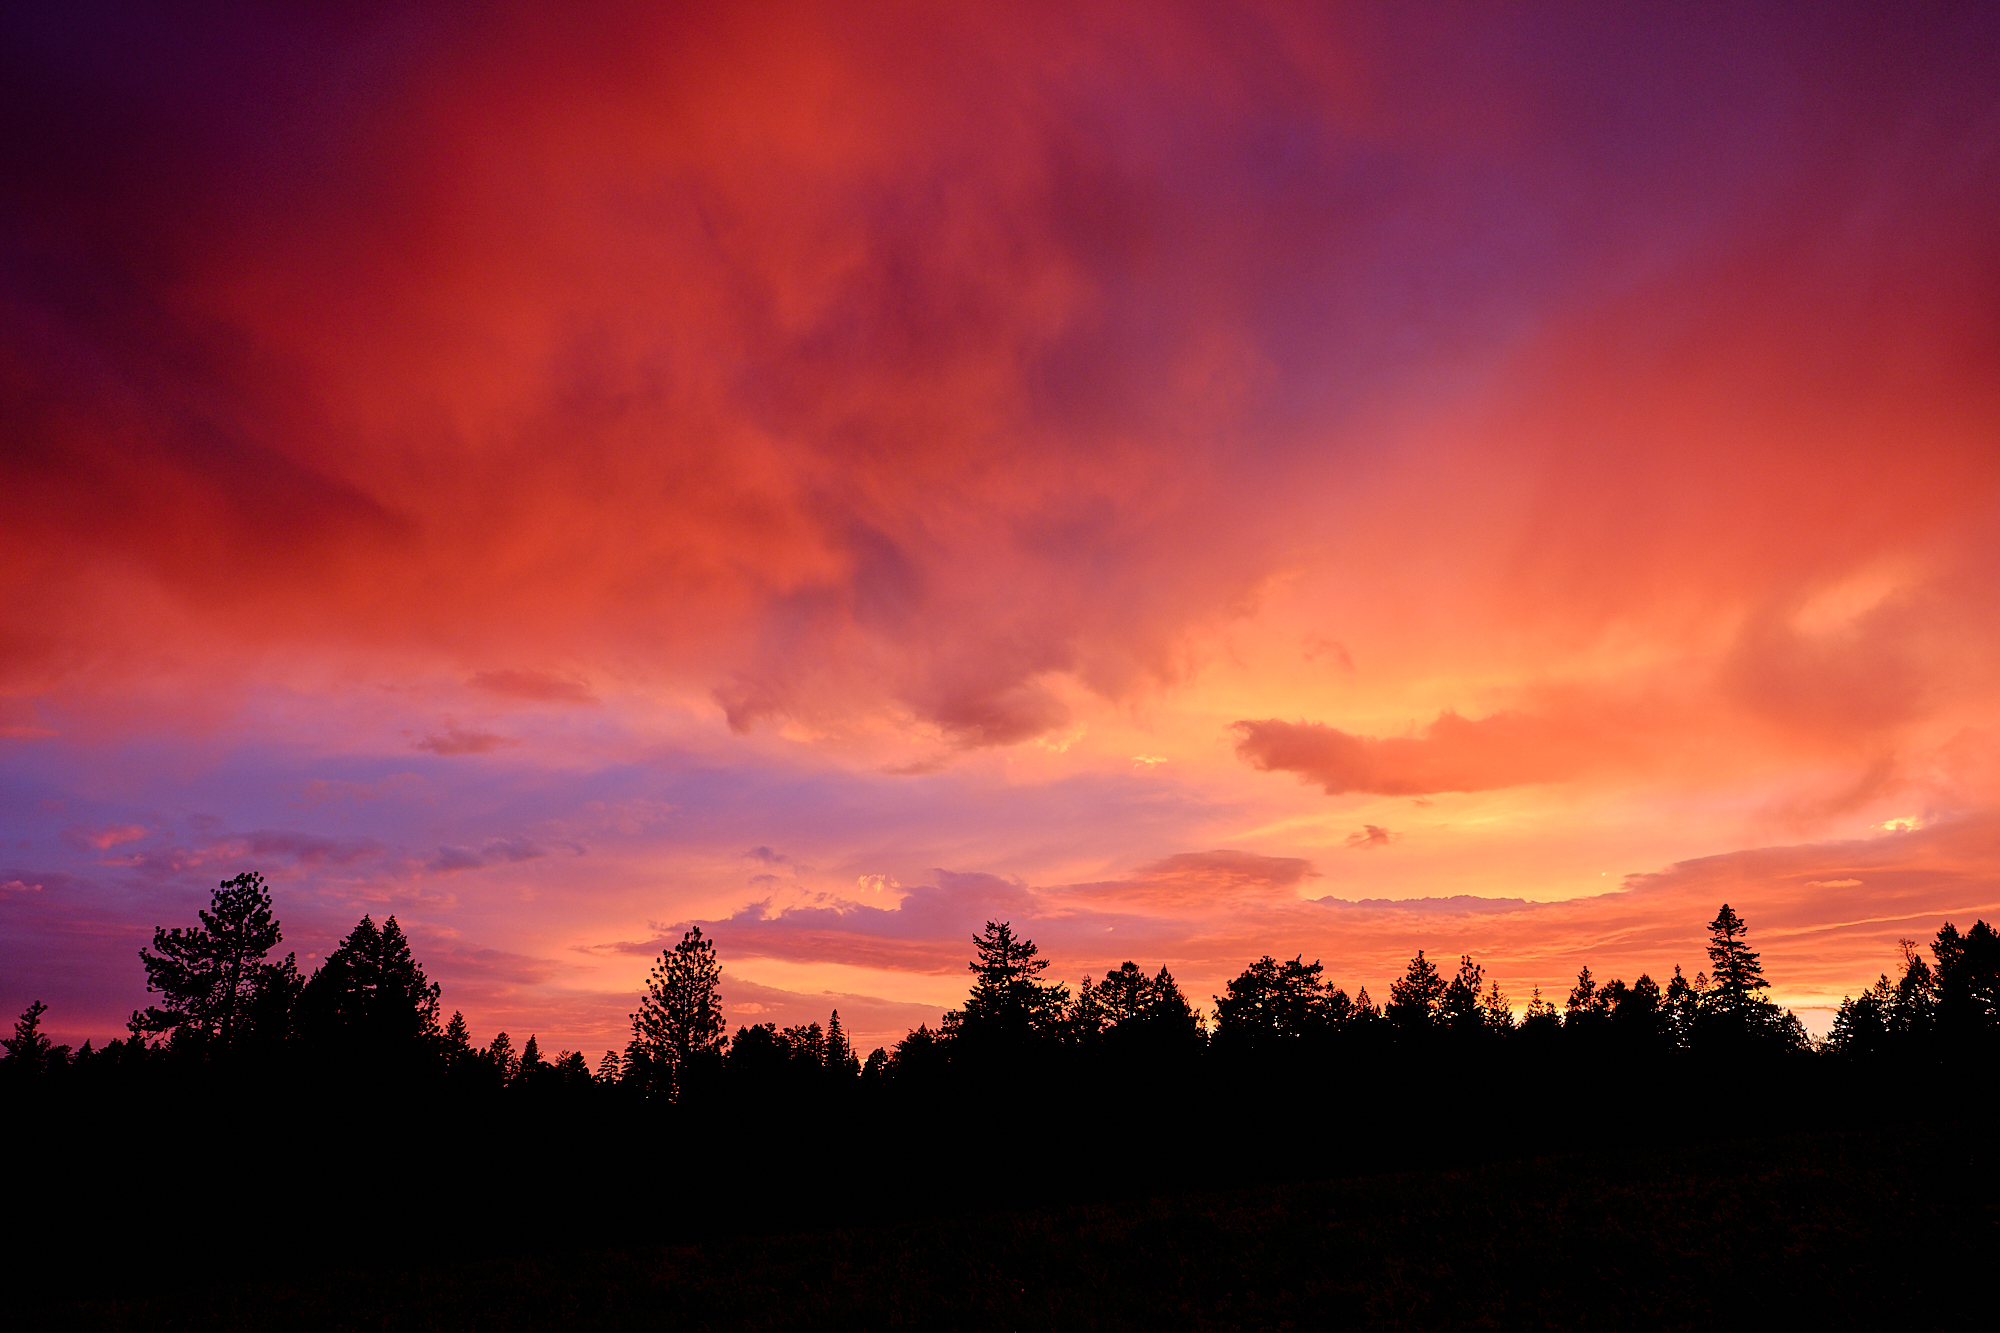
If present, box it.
[15,1122,1996,1332]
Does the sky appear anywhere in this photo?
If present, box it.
[5,1,1999,1055]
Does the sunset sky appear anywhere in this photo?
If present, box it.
[5,2,1999,1055]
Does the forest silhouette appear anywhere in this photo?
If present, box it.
[5,872,1999,1313]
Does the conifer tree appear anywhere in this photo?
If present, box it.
[1522,987,1560,1032]
[781,1021,827,1065]
[957,921,1068,1042]
[1892,938,1937,1032]
[888,1022,948,1078]
[136,872,296,1051]
[441,1011,473,1068]
[1144,967,1203,1038]
[1098,962,1151,1025]
[597,1048,623,1082]
[1828,976,1896,1057]
[1564,965,1601,1026]
[298,913,441,1054]
[1704,903,1770,1018]
[629,926,727,1093]
[3,1000,61,1076]
[1215,955,1334,1041]
[826,1010,860,1076]
[1441,956,1485,1030]
[1387,951,1445,1029]
[1931,920,2000,1033]
[486,1031,517,1081]
[518,1034,545,1081]
[1067,975,1107,1040]
[1614,974,1664,1043]
[1664,966,1699,1045]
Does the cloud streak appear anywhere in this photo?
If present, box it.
[1233,712,1604,796]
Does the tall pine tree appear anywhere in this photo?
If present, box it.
[1387,951,1446,1030]
[136,872,298,1052]
[1704,904,1770,1018]
[628,926,726,1094]
[298,914,441,1057]
[826,1009,860,1077]
[954,921,1068,1044]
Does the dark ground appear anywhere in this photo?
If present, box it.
[11,1119,1995,1331]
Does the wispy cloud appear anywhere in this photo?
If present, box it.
[414,727,518,756]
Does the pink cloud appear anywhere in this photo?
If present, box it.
[63,825,150,852]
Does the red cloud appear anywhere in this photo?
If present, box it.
[3,2,1995,777]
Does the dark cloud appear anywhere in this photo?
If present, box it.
[419,943,560,987]
[426,845,485,873]
[480,836,545,863]
[1058,851,1318,911]
[468,670,599,705]
[1232,712,1597,796]
[922,681,1072,749]
[1345,825,1393,849]
[243,829,380,866]
[413,727,517,756]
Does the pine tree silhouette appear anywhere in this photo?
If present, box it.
[1704,904,1770,1018]
[1441,956,1485,1030]
[486,1031,517,1081]
[1479,979,1514,1032]
[629,926,726,1095]
[441,1011,474,1068]
[299,913,441,1056]
[136,872,296,1051]
[1216,955,1333,1043]
[957,921,1068,1043]
[826,1010,860,1076]
[1387,951,1445,1029]
[1564,965,1602,1026]
[518,1034,545,1082]
[3,1000,60,1076]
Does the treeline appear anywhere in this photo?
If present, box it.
[5,873,2000,1279]
[6,873,1995,1099]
